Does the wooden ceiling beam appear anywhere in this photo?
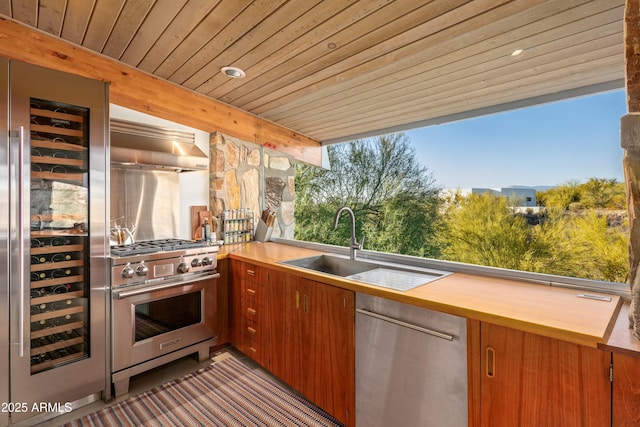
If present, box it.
[0,16,322,166]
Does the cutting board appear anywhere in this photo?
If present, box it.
[190,206,212,240]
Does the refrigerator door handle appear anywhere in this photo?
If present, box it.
[17,125,25,357]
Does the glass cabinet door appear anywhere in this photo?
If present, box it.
[28,98,90,374]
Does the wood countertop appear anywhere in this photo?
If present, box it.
[218,242,625,350]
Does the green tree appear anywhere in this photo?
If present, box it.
[440,193,531,269]
[579,178,626,209]
[564,211,629,282]
[537,178,626,210]
[440,192,629,282]
[295,133,443,257]
[537,180,581,210]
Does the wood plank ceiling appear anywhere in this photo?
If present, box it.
[0,0,625,144]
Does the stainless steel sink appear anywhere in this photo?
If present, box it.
[280,254,374,277]
[280,254,451,291]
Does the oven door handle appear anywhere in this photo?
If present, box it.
[113,273,220,299]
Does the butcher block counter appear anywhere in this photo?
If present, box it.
[218,241,623,350]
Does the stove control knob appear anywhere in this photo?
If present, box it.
[136,264,149,276]
[121,265,134,279]
[191,258,202,267]
[201,257,213,266]
[178,262,190,274]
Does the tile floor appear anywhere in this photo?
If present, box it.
[31,347,241,427]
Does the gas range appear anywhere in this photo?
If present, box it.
[109,238,219,397]
[110,238,219,288]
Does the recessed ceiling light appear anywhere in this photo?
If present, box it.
[510,49,525,57]
[220,66,246,78]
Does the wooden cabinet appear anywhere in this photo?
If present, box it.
[612,352,640,426]
[230,261,266,365]
[212,258,229,348]
[475,322,611,427]
[294,277,355,426]
[230,261,355,427]
[265,270,355,426]
[263,268,297,383]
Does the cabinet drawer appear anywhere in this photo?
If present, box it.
[246,340,261,363]
[244,305,260,320]
[243,282,263,301]
[242,319,263,343]
[241,291,263,317]
[242,266,262,284]
[242,334,263,364]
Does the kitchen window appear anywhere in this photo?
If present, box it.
[286,90,630,298]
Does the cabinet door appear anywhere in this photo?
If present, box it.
[264,268,300,386]
[480,323,610,427]
[612,352,640,426]
[213,258,229,346]
[229,260,244,350]
[298,278,355,427]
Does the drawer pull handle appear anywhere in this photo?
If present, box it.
[247,327,257,335]
[247,307,256,316]
[246,288,256,295]
[249,346,257,353]
[247,269,255,276]
[486,347,495,378]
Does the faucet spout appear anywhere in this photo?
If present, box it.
[333,206,364,260]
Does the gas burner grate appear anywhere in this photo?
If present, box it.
[161,239,209,250]
[111,238,209,256]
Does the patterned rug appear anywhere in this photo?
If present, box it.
[64,357,344,427]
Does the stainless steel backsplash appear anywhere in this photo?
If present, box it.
[110,169,180,241]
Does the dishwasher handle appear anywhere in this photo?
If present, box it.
[356,308,454,341]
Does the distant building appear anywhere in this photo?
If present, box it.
[499,186,537,207]
[443,186,537,208]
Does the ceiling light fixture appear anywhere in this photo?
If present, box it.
[510,49,525,57]
[220,66,246,78]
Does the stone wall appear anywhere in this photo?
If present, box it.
[209,132,295,240]
[264,148,296,239]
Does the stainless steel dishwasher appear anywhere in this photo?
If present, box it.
[356,293,467,427]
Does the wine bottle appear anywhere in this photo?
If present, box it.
[51,253,72,263]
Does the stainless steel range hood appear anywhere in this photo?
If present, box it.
[110,119,208,172]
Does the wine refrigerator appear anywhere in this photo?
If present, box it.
[1,58,108,426]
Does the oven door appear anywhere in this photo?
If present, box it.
[111,273,218,372]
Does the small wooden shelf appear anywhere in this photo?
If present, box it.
[31,305,84,323]
[30,259,83,272]
[31,321,84,339]
[31,124,83,138]
[31,170,84,184]
[30,290,84,306]
[31,244,83,255]
[31,155,84,168]
[31,351,85,374]
[31,230,87,237]
[30,336,84,357]
[31,107,84,124]
[31,138,86,152]
[29,275,84,289]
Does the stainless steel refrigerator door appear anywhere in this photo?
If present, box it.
[8,60,108,425]
[0,57,9,427]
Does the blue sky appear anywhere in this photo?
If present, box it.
[405,89,626,190]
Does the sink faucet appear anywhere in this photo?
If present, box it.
[333,206,364,260]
